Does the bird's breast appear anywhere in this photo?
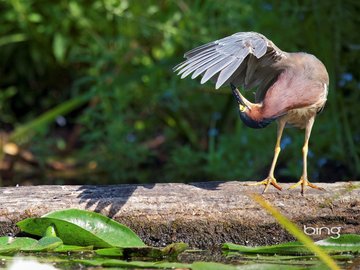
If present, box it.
[281,105,320,129]
[278,83,328,129]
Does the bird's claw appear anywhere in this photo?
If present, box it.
[245,176,283,193]
[288,176,325,195]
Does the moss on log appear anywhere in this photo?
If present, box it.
[0,181,359,248]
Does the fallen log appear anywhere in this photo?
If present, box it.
[0,181,359,248]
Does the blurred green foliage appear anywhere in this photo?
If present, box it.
[0,0,359,185]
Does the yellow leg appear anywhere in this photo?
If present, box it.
[289,116,325,195]
[246,119,286,193]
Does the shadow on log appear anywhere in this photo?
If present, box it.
[0,181,359,248]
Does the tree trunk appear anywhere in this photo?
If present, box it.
[0,181,359,248]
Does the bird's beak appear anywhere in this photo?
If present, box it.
[230,83,250,112]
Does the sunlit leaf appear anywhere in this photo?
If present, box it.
[0,33,27,47]
[315,234,360,246]
[18,217,111,248]
[44,209,145,247]
[17,209,145,248]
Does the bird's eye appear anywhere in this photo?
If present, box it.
[239,104,247,112]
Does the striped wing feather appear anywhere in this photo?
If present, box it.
[174,32,287,102]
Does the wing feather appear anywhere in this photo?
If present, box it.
[175,49,215,72]
[190,54,227,79]
[215,57,244,89]
[179,52,219,77]
[174,31,287,100]
[201,56,234,84]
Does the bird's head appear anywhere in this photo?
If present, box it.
[230,83,274,129]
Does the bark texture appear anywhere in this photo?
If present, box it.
[0,181,359,248]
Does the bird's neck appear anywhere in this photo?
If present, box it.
[231,84,275,129]
[239,104,273,129]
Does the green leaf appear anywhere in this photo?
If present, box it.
[28,13,42,23]
[0,237,37,254]
[17,217,112,248]
[27,236,63,251]
[53,244,93,252]
[45,225,57,237]
[315,234,360,246]
[53,33,67,62]
[44,209,145,247]
[251,194,341,270]
[0,236,62,253]
[223,234,360,255]
[0,33,27,47]
[95,247,124,257]
[74,258,191,269]
[223,242,311,255]
[17,209,145,248]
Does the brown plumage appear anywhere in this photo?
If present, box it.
[174,31,329,194]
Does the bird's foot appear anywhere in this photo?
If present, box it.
[245,176,282,193]
[288,176,325,195]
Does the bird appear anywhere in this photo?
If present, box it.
[174,31,329,195]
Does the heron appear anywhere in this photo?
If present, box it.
[174,32,329,195]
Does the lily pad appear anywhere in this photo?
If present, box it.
[0,237,37,254]
[27,236,63,252]
[0,236,63,253]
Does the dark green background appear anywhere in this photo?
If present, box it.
[0,0,359,185]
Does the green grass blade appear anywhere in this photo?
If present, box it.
[0,33,27,47]
[9,93,91,144]
[251,194,340,270]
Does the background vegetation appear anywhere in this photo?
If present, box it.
[0,0,359,186]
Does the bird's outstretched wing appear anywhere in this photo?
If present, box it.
[174,32,288,101]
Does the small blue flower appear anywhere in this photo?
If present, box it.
[280,136,291,149]
[338,72,353,87]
